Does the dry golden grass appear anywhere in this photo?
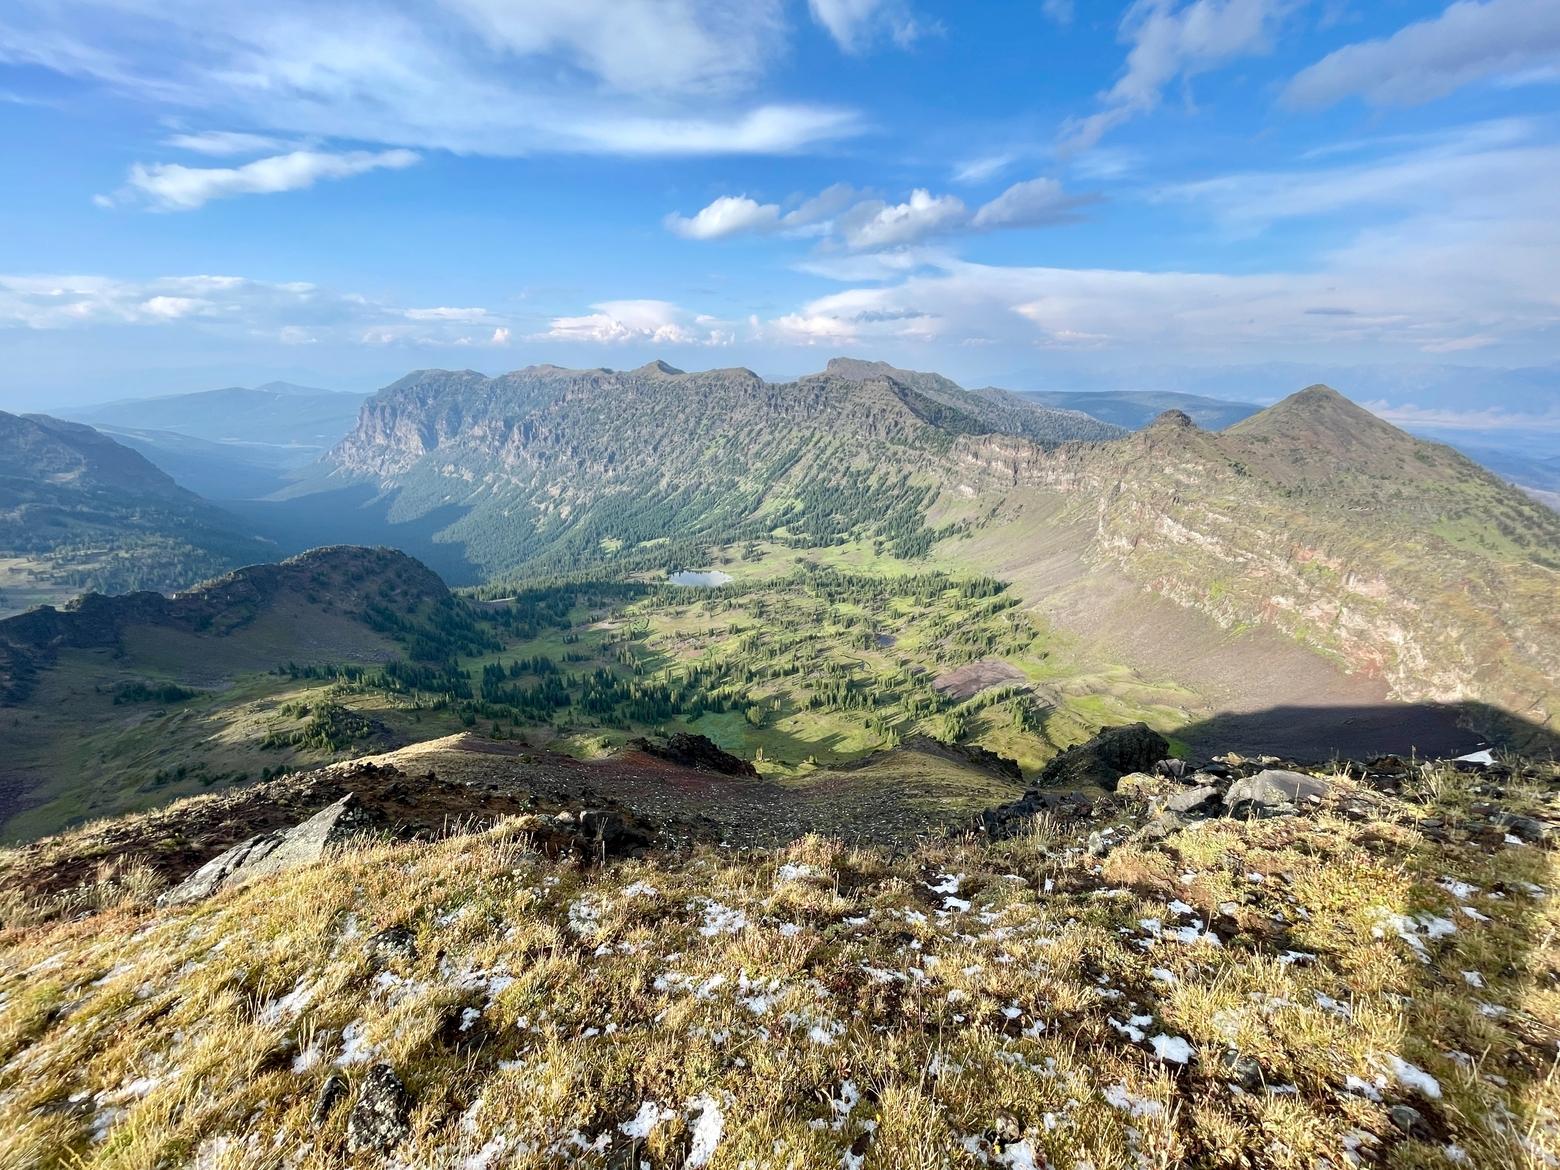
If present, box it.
[1,767,1557,1170]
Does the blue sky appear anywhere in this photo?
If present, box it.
[2,0,1559,426]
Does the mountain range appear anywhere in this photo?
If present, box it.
[2,358,1555,805]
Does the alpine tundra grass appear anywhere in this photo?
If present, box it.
[1,761,1556,1169]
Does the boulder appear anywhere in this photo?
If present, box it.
[158,794,378,905]
[346,1064,411,1153]
[1223,770,1330,818]
[1034,723,1171,793]
[1165,786,1220,815]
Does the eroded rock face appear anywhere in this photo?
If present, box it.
[157,794,379,905]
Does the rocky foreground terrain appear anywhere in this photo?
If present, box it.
[2,729,1557,1169]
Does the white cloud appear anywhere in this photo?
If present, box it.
[1159,119,1558,233]
[0,1,857,158]
[404,306,491,321]
[162,129,291,156]
[781,183,862,228]
[758,154,1560,358]
[669,178,1093,249]
[1366,401,1560,431]
[1285,0,1560,109]
[807,0,924,52]
[838,189,967,249]
[103,149,420,211]
[972,177,1092,228]
[537,299,733,345]
[1041,0,1075,25]
[666,195,782,239]
[952,154,1015,184]
[446,0,784,96]
[1065,0,1290,150]
[0,272,517,350]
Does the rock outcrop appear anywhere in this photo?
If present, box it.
[158,793,380,905]
[1035,723,1170,792]
[628,732,759,778]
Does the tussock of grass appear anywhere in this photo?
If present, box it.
[2,770,1558,1169]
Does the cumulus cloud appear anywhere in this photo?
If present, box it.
[1064,0,1290,151]
[972,177,1094,228]
[1285,0,1560,109]
[665,195,782,239]
[758,149,1560,359]
[0,1,857,158]
[837,189,967,249]
[669,179,1094,248]
[537,299,733,345]
[102,149,420,211]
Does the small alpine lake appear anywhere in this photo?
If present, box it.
[667,569,734,587]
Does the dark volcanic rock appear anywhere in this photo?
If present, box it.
[158,793,380,905]
[628,732,758,778]
[347,1064,411,1153]
[1035,723,1170,793]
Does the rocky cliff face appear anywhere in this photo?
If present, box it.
[954,389,1560,736]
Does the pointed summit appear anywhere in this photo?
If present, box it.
[1227,383,1406,456]
[633,360,685,377]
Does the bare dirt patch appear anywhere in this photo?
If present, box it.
[932,657,1025,701]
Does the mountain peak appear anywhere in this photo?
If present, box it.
[633,360,685,377]
[1228,382,1404,453]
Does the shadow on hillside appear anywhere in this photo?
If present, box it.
[224,484,481,585]
[1175,700,1559,763]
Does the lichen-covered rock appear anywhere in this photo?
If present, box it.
[346,1064,411,1153]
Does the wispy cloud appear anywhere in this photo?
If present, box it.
[161,130,292,156]
[0,271,508,349]
[1063,0,1292,151]
[1285,0,1560,109]
[98,149,420,211]
[0,1,858,158]
[807,0,928,53]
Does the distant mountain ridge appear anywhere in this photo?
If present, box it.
[67,381,366,449]
[1015,388,1261,432]
[321,358,1122,577]
[0,411,272,615]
